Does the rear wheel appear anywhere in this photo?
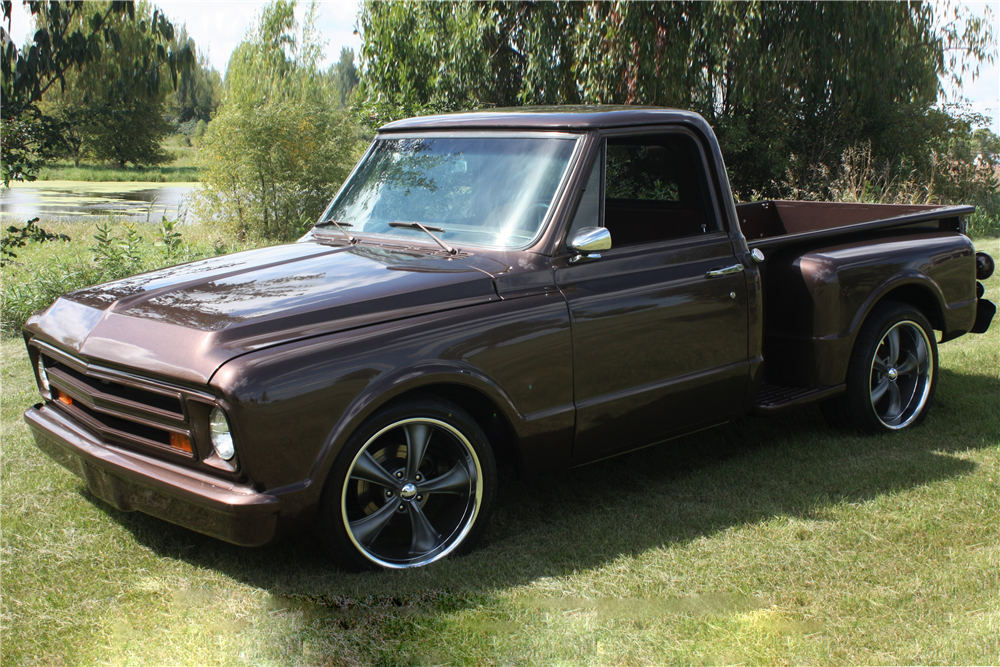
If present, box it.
[316,397,497,570]
[822,303,938,433]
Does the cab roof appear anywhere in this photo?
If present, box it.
[378,106,708,133]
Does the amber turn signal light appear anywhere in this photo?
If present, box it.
[170,433,193,453]
[54,390,73,406]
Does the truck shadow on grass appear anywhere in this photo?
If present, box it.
[81,367,999,636]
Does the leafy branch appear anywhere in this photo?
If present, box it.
[0,217,70,266]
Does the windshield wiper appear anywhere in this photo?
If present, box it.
[314,219,357,244]
[388,221,457,255]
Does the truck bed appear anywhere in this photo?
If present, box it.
[736,200,975,250]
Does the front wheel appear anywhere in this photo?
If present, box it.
[822,302,938,433]
[316,397,497,570]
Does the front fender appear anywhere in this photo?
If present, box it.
[209,293,575,518]
[308,362,527,484]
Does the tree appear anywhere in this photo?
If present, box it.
[971,128,1000,163]
[329,46,358,106]
[356,1,996,199]
[33,1,191,167]
[1,0,192,182]
[197,0,364,240]
[86,100,173,168]
[168,26,222,124]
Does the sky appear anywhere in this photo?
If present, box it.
[4,0,365,72]
[4,0,999,133]
[940,1,1000,133]
[153,0,364,71]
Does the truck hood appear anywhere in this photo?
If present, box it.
[25,241,508,385]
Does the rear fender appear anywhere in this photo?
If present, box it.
[849,273,949,340]
[763,232,975,386]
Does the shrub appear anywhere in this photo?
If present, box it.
[195,1,366,242]
[0,218,250,335]
[197,100,362,241]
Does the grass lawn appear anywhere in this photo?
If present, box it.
[1,237,998,666]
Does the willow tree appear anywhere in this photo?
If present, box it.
[1,0,190,181]
[357,1,996,198]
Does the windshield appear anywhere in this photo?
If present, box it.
[319,134,579,249]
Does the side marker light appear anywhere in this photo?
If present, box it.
[170,433,193,453]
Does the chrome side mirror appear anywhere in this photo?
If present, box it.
[568,227,612,262]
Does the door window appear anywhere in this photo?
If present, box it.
[604,134,718,246]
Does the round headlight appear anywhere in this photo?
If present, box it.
[36,356,50,392]
[209,407,235,460]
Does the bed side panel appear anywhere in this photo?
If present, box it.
[763,232,976,387]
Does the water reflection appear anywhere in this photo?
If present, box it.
[0,181,199,222]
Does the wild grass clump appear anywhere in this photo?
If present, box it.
[966,210,1000,237]
[0,217,254,335]
[773,142,1000,239]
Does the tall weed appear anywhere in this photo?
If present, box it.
[155,218,184,260]
[92,221,145,278]
[1,218,254,335]
[772,142,1000,239]
[775,143,932,205]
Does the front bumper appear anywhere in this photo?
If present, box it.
[25,403,281,546]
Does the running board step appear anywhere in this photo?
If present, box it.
[753,383,845,415]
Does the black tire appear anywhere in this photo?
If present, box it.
[822,302,938,433]
[315,397,497,571]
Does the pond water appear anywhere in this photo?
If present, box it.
[0,181,200,223]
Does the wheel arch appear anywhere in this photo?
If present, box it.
[850,275,948,342]
[864,281,946,333]
[309,365,524,498]
[379,383,521,471]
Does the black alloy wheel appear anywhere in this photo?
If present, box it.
[822,302,938,433]
[317,397,497,570]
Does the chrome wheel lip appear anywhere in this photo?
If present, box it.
[868,320,934,430]
[341,417,483,569]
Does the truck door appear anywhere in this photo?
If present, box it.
[555,131,751,461]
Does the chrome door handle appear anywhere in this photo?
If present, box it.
[706,264,745,277]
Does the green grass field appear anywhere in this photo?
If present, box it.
[1,237,998,666]
[34,162,200,183]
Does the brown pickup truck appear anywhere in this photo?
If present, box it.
[23,108,996,570]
